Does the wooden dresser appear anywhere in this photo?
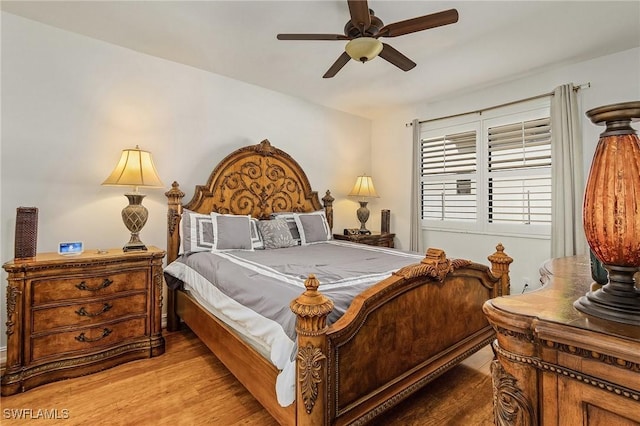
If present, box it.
[1,247,165,396]
[332,232,395,248]
[483,256,640,425]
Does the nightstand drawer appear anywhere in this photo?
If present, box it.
[31,293,147,333]
[31,317,147,361]
[31,270,147,305]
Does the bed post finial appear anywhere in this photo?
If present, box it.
[488,243,513,296]
[322,190,334,231]
[290,275,334,425]
[166,181,185,262]
[165,181,185,332]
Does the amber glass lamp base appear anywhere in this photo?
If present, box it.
[576,101,640,326]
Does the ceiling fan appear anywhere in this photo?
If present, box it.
[276,0,459,78]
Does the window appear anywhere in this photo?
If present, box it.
[421,128,478,222]
[487,116,551,226]
[419,101,551,236]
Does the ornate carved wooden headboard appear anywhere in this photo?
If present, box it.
[166,139,334,263]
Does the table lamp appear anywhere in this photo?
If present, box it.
[102,146,164,251]
[348,174,379,234]
[574,101,640,325]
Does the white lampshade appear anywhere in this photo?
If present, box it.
[348,175,379,198]
[345,37,383,63]
[102,145,164,192]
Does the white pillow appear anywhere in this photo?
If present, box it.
[181,209,215,254]
[250,218,264,250]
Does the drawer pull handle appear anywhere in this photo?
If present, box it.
[75,328,112,343]
[75,278,113,292]
[75,303,112,317]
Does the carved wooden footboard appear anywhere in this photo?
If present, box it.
[291,246,512,425]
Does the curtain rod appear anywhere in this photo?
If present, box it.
[406,82,590,127]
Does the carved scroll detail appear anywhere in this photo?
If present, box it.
[491,360,536,426]
[215,158,311,216]
[253,138,277,155]
[394,248,472,281]
[154,268,164,308]
[494,325,535,344]
[493,341,640,402]
[291,275,333,420]
[297,343,327,414]
[167,209,181,237]
[5,285,21,336]
[541,340,640,373]
[165,181,185,243]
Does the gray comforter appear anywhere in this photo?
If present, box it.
[164,240,423,341]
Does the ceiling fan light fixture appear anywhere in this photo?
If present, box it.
[345,37,383,63]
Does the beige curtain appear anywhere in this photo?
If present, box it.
[551,84,586,257]
[410,119,423,253]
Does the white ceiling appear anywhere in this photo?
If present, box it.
[2,1,639,119]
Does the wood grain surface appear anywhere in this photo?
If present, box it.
[1,329,495,425]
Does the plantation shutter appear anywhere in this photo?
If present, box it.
[421,130,477,221]
[487,117,552,225]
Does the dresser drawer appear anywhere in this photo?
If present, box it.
[31,293,147,333]
[31,317,147,362]
[2,247,165,396]
[31,270,147,305]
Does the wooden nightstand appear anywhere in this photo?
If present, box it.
[1,247,165,395]
[333,232,395,248]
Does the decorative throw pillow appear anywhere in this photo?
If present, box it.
[181,209,215,254]
[250,218,264,250]
[270,212,301,245]
[211,213,253,251]
[257,219,297,249]
[294,211,332,245]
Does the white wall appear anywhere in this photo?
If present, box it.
[371,47,640,294]
[0,13,372,347]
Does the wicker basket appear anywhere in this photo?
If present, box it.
[15,207,38,259]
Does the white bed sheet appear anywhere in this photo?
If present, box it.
[166,261,297,406]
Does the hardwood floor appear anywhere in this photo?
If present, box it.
[1,329,495,425]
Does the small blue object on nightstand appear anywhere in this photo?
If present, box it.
[58,241,83,256]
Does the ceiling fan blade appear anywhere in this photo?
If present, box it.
[379,43,416,71]
[378,9,459,38]
[277,34,350,41]
[323,51,352,78]
[347,0,371,33]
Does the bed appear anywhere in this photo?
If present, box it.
[164,139,513,425]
